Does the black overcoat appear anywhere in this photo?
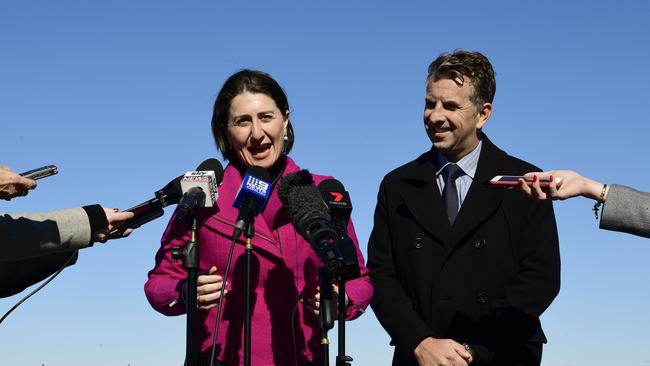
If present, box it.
[368,135,561,365]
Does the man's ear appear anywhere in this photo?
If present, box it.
[476,102,492,129]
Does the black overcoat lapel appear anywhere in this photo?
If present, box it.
[398,150,452,245]
[442,136,507,261]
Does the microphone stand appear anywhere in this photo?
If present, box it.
[243,220,255,366]
[172,218,200,366]
[319,267,335,366]
[335,277,353,366]
[334,237,359,366]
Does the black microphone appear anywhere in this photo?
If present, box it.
[175,159,225,223]
[278,170,344,275]
[232,166,272,239]
[108,176,183,239]
[318,178,360,281]
[318,178,353,239]
[109,159,223,238]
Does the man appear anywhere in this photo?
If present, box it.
[368,51,560,366]
[0,164,133,297]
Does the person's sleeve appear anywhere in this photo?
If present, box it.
[0,207,95,261]
[82,204,108,240]
[341,218,373,320]
[367,179,435,357]
[600,184,650,238]
[144,212,191,316]
[0,251,78,298]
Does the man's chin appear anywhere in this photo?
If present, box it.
[432,141,451,152]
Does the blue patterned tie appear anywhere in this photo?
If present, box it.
[442,163,463,225]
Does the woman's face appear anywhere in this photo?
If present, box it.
[226,92,289,169]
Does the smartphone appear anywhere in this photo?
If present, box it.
[489,175,562,187]
[19,165,59,180]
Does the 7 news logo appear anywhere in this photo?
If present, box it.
[329,192,343,202]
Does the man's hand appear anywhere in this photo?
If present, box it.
[93,208,135,243]
[414,337,473,366]
[0,164,37,200]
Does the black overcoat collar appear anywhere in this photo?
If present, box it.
[398,134,511,251]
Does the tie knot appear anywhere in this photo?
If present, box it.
[443,163,463,180]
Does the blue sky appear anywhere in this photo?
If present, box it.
[2,1,650,365]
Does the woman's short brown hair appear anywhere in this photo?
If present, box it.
[211,69,294,162]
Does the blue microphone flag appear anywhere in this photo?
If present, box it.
[233,171,271,215]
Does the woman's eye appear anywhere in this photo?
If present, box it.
[231,119,251,127]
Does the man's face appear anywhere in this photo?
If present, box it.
[424,78,491,162]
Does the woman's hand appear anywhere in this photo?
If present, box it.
[196,266,228,310]
[518,170,606,202]
[93,208,135,243]
[306,284,349,317]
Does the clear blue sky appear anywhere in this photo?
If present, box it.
[2,1,650,365]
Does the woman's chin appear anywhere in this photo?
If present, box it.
[243,153,278,169]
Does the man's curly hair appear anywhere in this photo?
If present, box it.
[427,50,496,109]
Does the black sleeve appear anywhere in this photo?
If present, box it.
[368,179,435,359]
[0,251,78,298]
[82,204,108,244]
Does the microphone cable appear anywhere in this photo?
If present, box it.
[0,250,77,325]
[207,165,282,364]
[208,234,239,366]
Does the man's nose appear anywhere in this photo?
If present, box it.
[427,106,445,124]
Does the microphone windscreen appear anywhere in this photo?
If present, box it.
[246,165,271,183]
[232,166,272,215]
[318,178,352,211]
[196,158,225,184]
[278,170,331,223]
[318,178,345,192]
[166,175,184,193]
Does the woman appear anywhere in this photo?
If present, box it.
[145,70,373,365]
[518,170,650,238]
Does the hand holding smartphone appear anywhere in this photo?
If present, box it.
[20,165,58,180]
[490,175,562,187]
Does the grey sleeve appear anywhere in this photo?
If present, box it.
[600,184,650,238]
[0,207,93,261]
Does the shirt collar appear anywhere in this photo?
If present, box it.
[435,140,483,179]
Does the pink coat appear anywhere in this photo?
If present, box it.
[145,157,373,365]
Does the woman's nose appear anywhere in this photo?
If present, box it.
[250,119,265,140]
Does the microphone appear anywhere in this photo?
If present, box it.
[232,166,271,239]
[175,159,225,223]
[109,159,223,238]
[318,179,353,239]
[277,170,344,275]
[318,179,360,281]
[108,175,183,239]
